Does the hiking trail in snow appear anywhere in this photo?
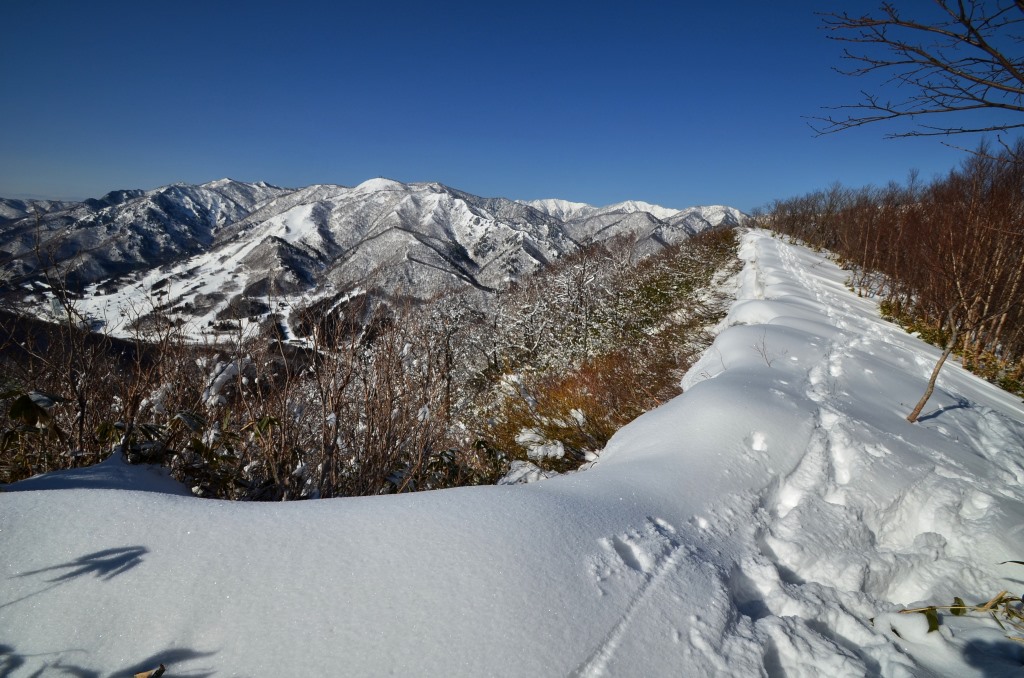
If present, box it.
[2,229,1023,677]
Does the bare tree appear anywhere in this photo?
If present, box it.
[758,140,1024,421]
[813,1,1024,138]
[905,147,1024,420]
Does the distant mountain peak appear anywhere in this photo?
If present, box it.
[0,178,745,340]
[519,198,596,222]
[602,200,680,221]
[520,197,683,223]
[354,177,406,193]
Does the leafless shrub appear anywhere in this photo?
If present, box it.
[475,229,738,471]
[1,226,739,494]
[756,140,1024,415]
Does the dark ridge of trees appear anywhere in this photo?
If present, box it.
[754,141,1024,415]
[0,228,739,497]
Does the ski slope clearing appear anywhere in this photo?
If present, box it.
[3,230,1024,676]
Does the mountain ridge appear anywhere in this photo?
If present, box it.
[0,178,744,339]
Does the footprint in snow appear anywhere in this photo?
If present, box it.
[588,518,680,594]
[958,490,994,520]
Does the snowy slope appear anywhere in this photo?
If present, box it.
[528,198,744,262]
[0,198,76,222]
[521,198,683,222]
[2,180,746,342]
[58,179,575,337]
[520,197,597,222]
[3,230,1024,677]
[0,179,291,290]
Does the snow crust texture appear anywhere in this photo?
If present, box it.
[2,230,1024,677]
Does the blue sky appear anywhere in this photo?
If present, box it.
[0,1,1010,211]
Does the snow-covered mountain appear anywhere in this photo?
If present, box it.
[518,197,596,222]
[0,178,743,338]
[0,197,78,223]
[523,197,690,222]
[0,179,290,289]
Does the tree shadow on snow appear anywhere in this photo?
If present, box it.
[0,644,97,678]
[0,643,219,678]
[119,648,219,677]
[917,396,972,422]
[1,547,148,611]
[963,638,1024,677]
[17,546,148,583]
[0,644,24,678]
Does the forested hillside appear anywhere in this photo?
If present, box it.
[755,142,1024,399]
[0,229,738,498]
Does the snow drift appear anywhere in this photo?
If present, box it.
[2,230,1023,677]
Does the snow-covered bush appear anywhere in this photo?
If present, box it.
[0,228,738,496]
[475,229,738,471]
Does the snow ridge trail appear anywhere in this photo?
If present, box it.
[728,232,1024,676]
[726,236,908,674]
[3,230,1024,677]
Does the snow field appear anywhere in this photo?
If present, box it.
[2,229,1024,676]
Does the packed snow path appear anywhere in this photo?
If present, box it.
[3,230,1024,677]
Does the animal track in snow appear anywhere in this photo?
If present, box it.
[864,443,889,458]
[576,518,688,677]
[610,536,655,574]
[588,518,680,594]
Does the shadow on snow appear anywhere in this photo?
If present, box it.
[0,643,218,678]
[1,546,148,612]
[16,546,149,583]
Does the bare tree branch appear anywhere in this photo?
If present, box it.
[810,1,1024,138]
